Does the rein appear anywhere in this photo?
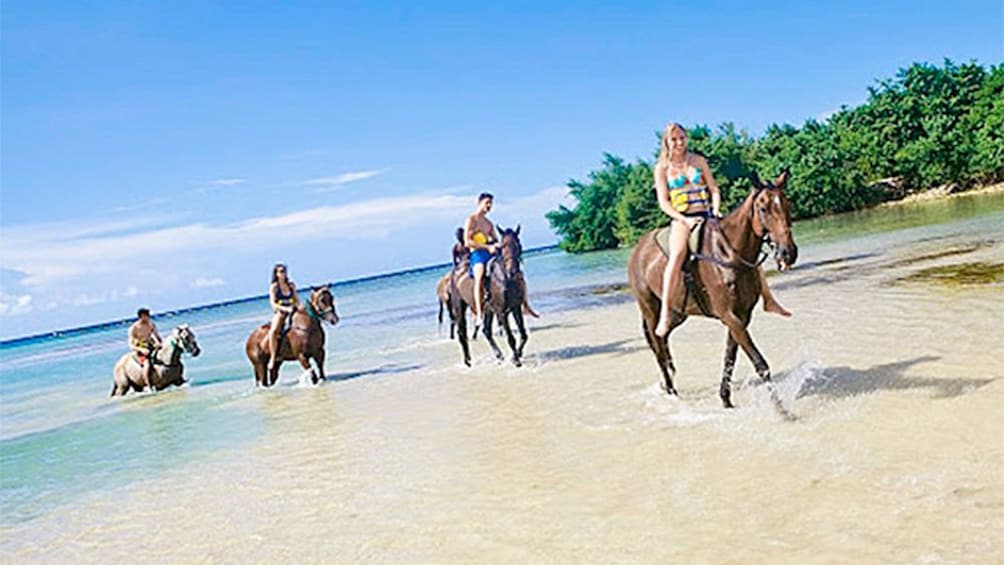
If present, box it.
[690,191,772,271]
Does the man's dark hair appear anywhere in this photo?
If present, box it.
[478,192,494,202]
[137,308,151,318]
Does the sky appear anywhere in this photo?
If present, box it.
[1,0,1002,339]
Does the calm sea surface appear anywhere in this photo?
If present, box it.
[1,192,1002,561]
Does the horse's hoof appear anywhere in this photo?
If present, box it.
[512,358,522,368]
[721,398,735,409]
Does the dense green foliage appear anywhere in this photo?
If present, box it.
[547,60,1004,252]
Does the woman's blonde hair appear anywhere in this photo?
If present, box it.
[656,122,687,169]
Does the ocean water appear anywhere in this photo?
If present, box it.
[1,191,1003,560]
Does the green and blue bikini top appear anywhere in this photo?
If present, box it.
[667,165,703,189]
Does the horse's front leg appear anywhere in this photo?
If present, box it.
[719,313,770,402]
[511,308,528,360]
[268,358,282,387]
[296,353,316,385]
[720,335,739,408]
[455,300,472,366]
[483,311,504,361]
[500,312,521,367]
[313,348,326,384]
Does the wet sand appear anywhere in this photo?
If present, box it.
[3,217,1004,563]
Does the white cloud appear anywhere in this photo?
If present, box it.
[304,169,386,190]
[0,185,568,328]
[0,292,33,316]
[0,191,470,289]
[68,287,139,308]
[206,178,246,187]
[191,277,225,288]
[108,198,172,214]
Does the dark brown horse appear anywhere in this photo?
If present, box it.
[627,170,798,408]
[245,285,339,387]
[449,226,529,366]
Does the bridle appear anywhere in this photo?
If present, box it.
[495,234,523,280]
[689,187,778,271]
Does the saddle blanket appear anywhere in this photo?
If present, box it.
[655,219,706,258]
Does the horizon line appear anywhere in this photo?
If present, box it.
[0,243,561,346]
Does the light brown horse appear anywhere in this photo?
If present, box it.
[436,272,458,339]
[245,285,339,387]
[449,226,529,366]
[627,170,798,407]
[111,325,201,396]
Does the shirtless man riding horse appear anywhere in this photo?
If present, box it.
[128,307,163,387]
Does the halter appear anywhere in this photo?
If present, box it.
[305,293,334,321]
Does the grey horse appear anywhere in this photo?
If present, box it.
[111,324,201,396]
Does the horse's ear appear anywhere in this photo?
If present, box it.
[496,223,504,235]
[749,170,763,190]
[774,168,790,189]
[515,224,521,236]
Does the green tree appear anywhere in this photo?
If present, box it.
[547,60,1003,253]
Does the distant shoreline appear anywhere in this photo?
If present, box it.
[0,244,561,347]
[877,181,1004,207]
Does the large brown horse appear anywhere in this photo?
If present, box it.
[627,170,798,408]
[449,226,529,366]
[245,285,339,387]
[111,324,201,396]
[436,272,458,339]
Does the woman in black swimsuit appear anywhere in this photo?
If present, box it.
[268,263,299,371]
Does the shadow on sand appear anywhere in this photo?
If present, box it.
[786,355,997,400]
[533,338,644,363]
[328,362,423,382]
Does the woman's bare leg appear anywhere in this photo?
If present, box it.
[759,268,791,317]
[268,312,285,369]
[655,222,690,337]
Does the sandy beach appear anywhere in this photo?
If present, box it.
[4,206,1003,563]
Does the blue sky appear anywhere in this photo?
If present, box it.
[1,1,1001,338]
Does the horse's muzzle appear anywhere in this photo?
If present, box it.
[191,345,202,357]
[777,244,798,272]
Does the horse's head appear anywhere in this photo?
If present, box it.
[309,285,340,325]
[173,324,201,357]
[495,224,524,278]
[750,169,798,271]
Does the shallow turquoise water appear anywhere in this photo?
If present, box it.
[1,190,1002,528]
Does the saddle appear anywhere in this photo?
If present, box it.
[654,219,706,260]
